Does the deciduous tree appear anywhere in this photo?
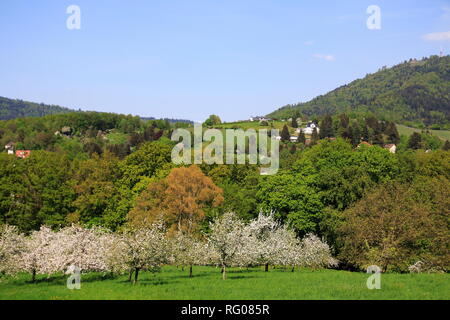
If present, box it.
[129,165,224,235]
[208,212,248,279]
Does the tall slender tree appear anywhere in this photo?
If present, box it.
[443,140,450,151]
[281,125,290,142]
[291,113,299,128]
[298,129,306,145]
[384,122,400,144]
[319,114,334,139]
[310,127,319,146]
[372,133,384,146]
[339,113,350,129]
[408,132,422,150]
[349,123,361,147]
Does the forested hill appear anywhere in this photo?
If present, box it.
[0,96,194,124]
[268,55,450,129]
[0,96,75,120]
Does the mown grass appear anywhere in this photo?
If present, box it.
[106,132,129,145]
[0,266,448,300]
[396,124,450,141]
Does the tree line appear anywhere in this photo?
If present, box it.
[0,213,336,283]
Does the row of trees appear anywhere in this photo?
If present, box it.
[0,213,336,283]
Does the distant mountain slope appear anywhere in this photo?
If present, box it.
[0,96,193,123]
[0,96,75,120]
[268,55,450,128]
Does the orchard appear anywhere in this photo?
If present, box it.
[0,213,336,283]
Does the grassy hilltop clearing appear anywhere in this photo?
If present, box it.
[396,124,450,141]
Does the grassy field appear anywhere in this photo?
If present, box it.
[396,124,450,141]
[0,266,448,300]
[213,121,288,130]
[106,132,129,144]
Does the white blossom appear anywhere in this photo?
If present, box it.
[0,224,25,276]
[56,225,113,273]
[207,212,250,279]
[19,226,60,280]
[108,222,170,283]
[169,232,210,277]
[298,233,338,269]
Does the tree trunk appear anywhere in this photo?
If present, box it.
[291,266,295,272]
[189,265,193,278]
[133,268,139,284]
[32,269,36,282]
[264,263,269,272]
[128,269,134,282]
[222,265,227,280]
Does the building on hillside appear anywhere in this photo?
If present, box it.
[296,122,319,135]
[302,122,319,135]
[61,126,72,136]
[249,116,271,122]
[290,136,298,143]
[5,142,14,155]
[383,144,397,154]
[15,150,31,159]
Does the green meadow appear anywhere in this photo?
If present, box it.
[396,124,450,141]
[1,266,448,300]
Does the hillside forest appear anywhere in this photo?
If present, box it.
[0,109,449,273]
[268,56,450,130]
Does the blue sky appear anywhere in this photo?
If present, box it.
[1,0,449,122]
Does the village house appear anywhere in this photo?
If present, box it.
[4,142,14,155]
[297,122,319,135]
[15,150,31,159]
[383,144,397,154]
[61,126,72,136]
[5,141,32,159]
[249,116,271,122]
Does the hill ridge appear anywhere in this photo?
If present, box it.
[267,55,450,129]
